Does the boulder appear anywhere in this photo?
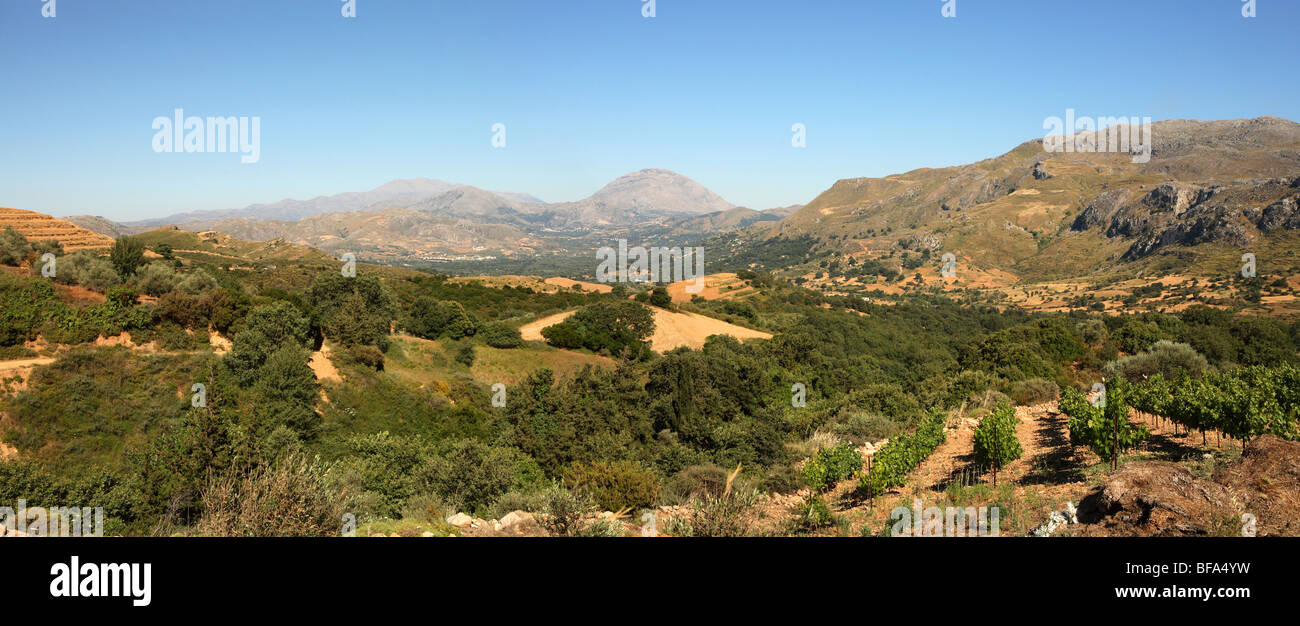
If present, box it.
[446,513,474,528]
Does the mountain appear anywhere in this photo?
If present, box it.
[126,177,539,227]
[746,117,1300,286]
[113,169,745,260]
[62,215,134,239]
[545,169,735,226]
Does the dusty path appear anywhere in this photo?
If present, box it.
[309,344,341,383]
[0,357,56,371]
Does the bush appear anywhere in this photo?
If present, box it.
[1007,378,1058,406]
[1104,340,1208,382]
[421,440,542,515]
[0,227,32,266]
[648,285,673,309]
[453,342,475,367]
[972,402,1023,473]
[791,493,839,531]
[347,344,385,370]
[563,460,661,512]
[175,269,219,295]
[802,442,862,492]
[195,453,345,537]
[479,321,524,348]
[540,301,655,358]
[663,486,761,537]
[133,262,177,296]
[105,285,139,309]
[57,252,120,291]
[538,484,598,537]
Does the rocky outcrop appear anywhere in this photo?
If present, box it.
[1077,461,1237,536]
[1257,197,1300,233]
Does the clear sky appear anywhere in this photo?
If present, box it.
[2,0,1297,221]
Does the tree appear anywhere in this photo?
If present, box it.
[226,301,313,383]
[649,285,673,309]
[110,236,146,278]
[0,227,33,266]
[309,272,395,349]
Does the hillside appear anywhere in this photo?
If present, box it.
[715,117,1300,313]
[0,207,114,251]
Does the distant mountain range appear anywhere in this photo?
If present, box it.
[59,117,1300,284]
[65,169,780,260]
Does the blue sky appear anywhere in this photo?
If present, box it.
[1,0,1297,221]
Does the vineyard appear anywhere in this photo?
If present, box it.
[1059,365,1300,460]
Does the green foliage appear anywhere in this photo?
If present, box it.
[564,460,661,512]
[406,296,480,341]
[133,262,177,296]
[1113,320,1166,354]
[479,321,524,348]
[0,227,33,265]
[541,301,655,358]
[1007,378,1058,406]
[309,272,395,349]
[858,410,946,494]
[801,442,862,492]
[423,439,543,515]
[225,301,313,384]
[648,285,673,308]
[1105,340,1208,382]
[791,493,839,531]
[1059,380,1149,469]
[453,342,476,367]
[195,452,345,537]
[110,236,146,278]
[0,272,56,346]
[972,402,1023,471]
[55,252,121,292]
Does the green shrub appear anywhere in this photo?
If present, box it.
[479,321,524,348]
[972,402,1023,472]
[0,227,33,266]
[347,344,385,370]
[802,442,862,492]
[563,460,661,511]
[1007,378,1058,406]
[858,409,946,495]
[453,342,475,367]
[421,440,542,515]
[791,493,839,531]
[1104,340,1208,382]
[195,453,345,537]
[133,262,177,296]
[110,236,146,278]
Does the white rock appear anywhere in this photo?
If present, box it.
[446,513,474,527]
